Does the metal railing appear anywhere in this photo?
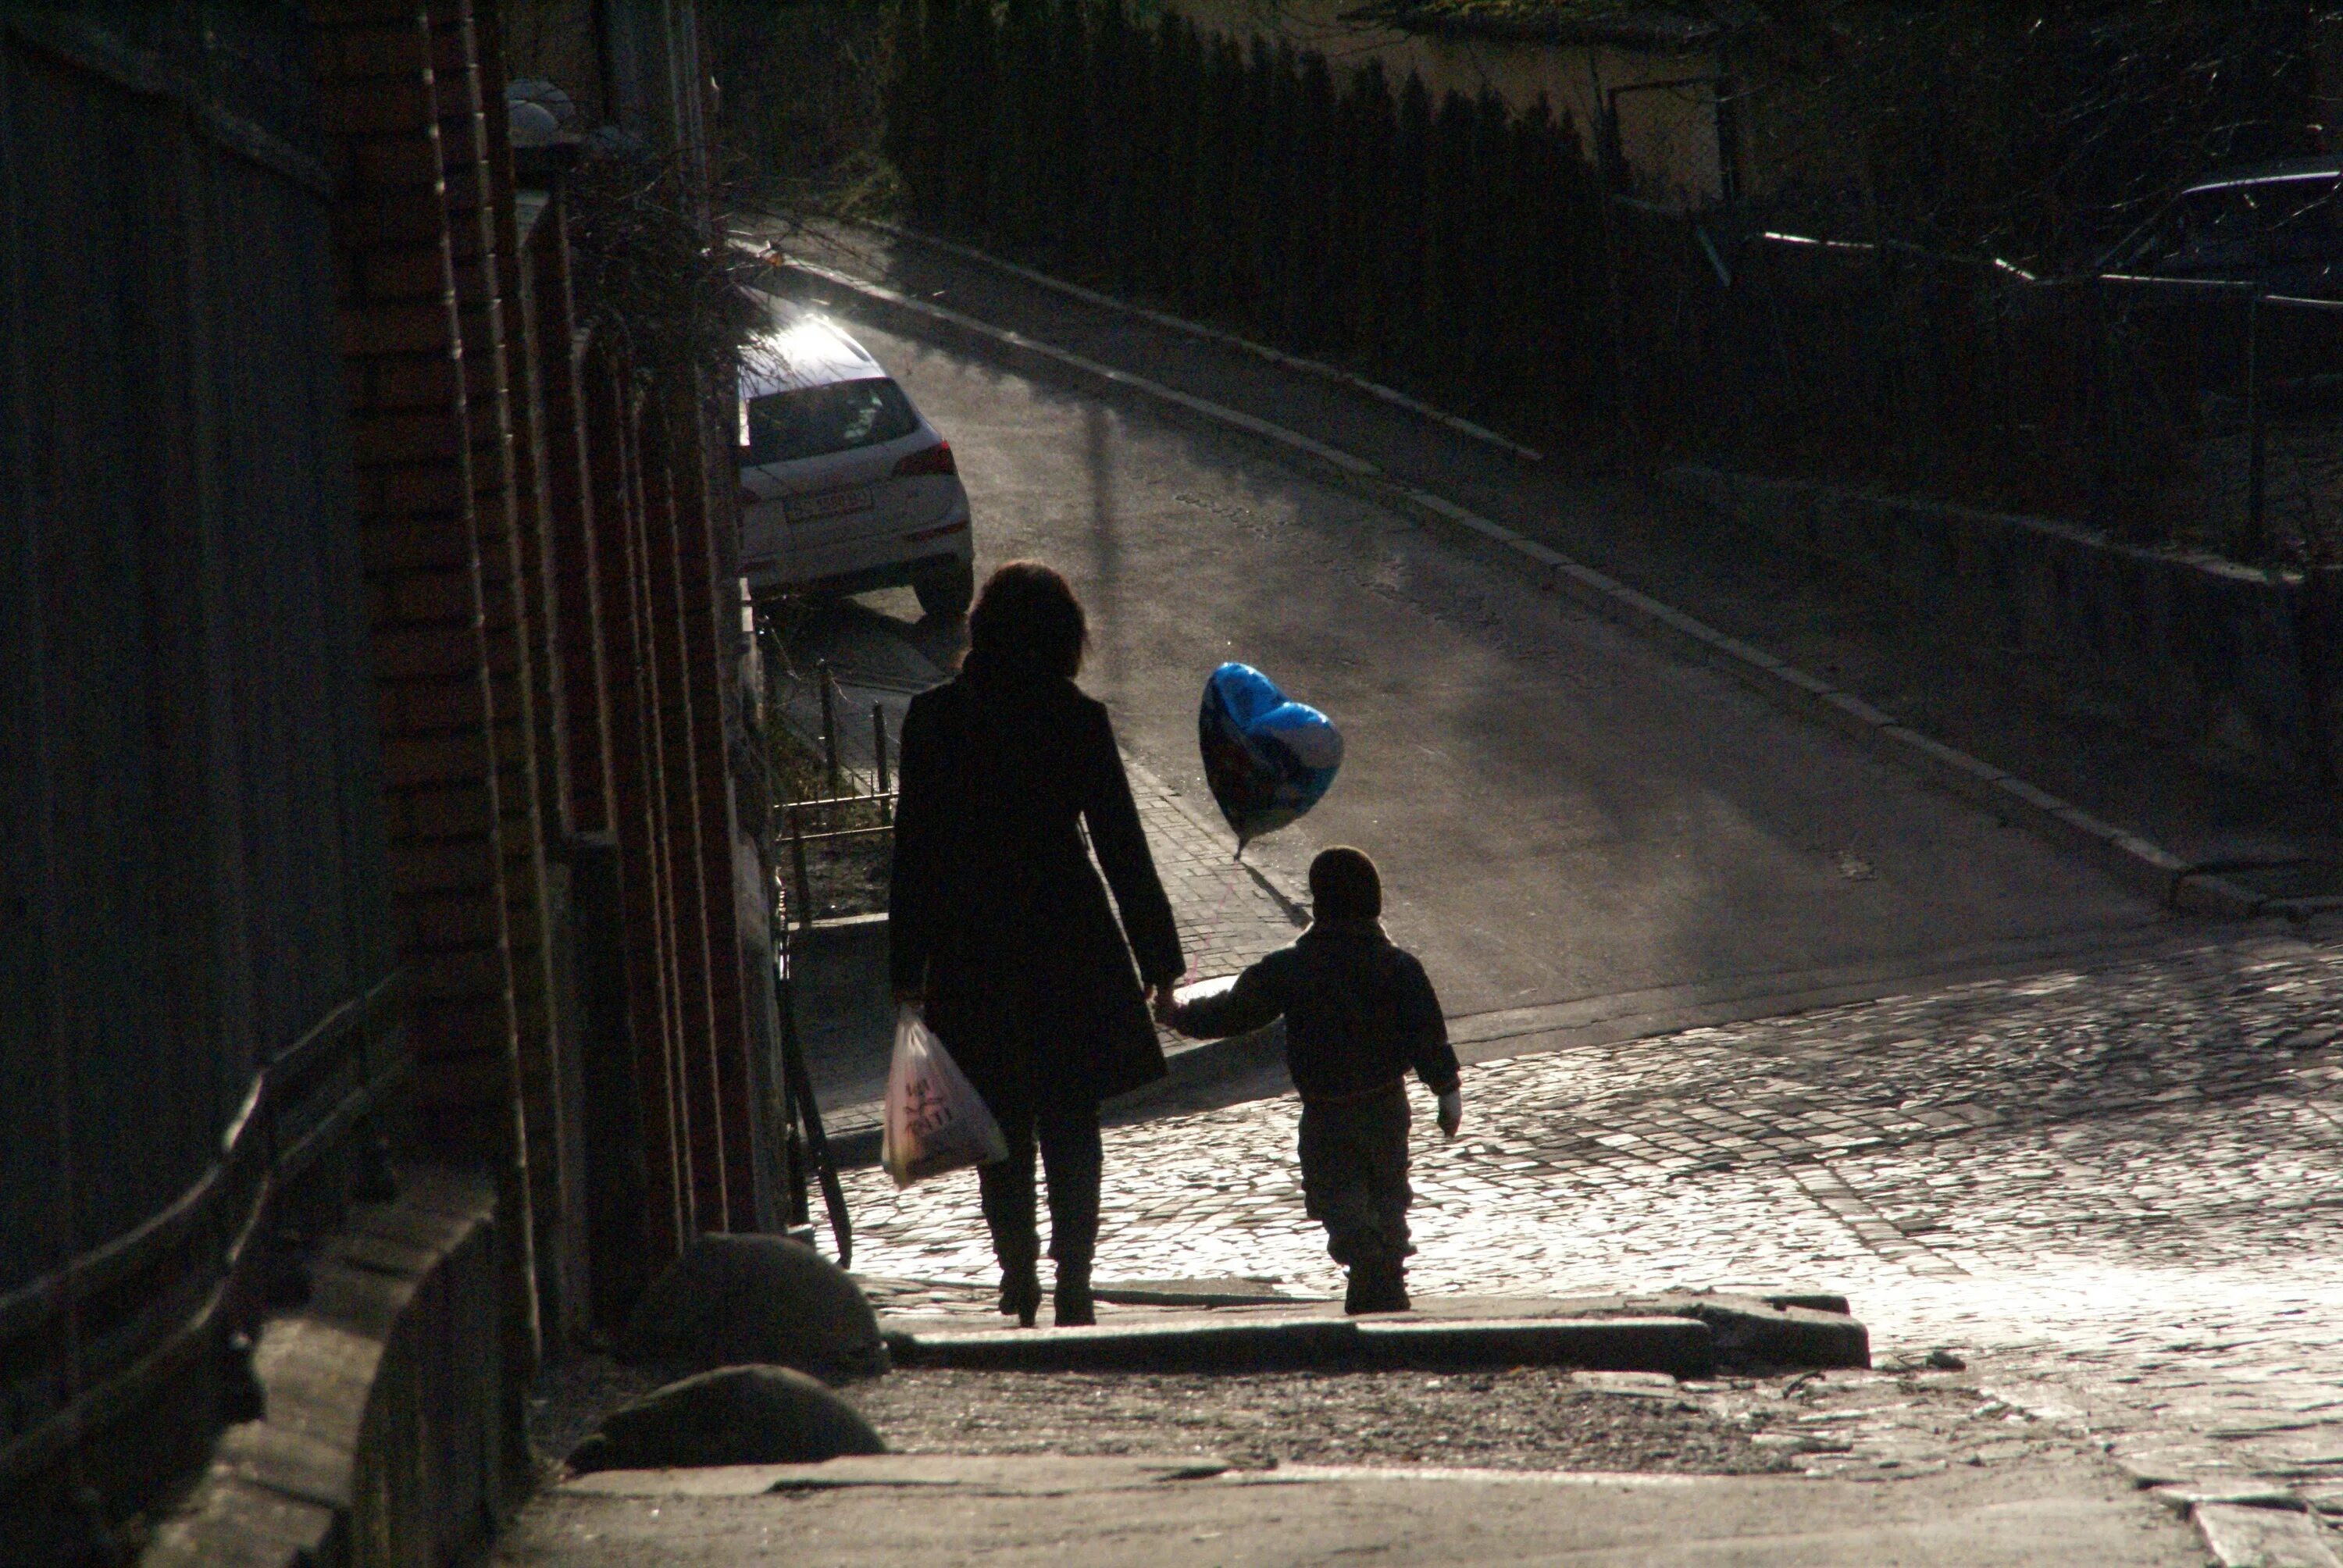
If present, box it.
[778,661,900,931]
[1611,208,2343,564]
[0,978,404,1495]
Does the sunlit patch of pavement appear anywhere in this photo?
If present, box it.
[840,927,2343,1498]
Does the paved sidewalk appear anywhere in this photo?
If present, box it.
[1122,750,1306,984]
[506,1451,2199,1567]
[836,922,2343,1522]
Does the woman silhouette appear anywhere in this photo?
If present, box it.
[887,562,1185,1326]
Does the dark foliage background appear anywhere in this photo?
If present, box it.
[705,0,904,213]
[883,0,1610,416]
[1771,2,2334,272]
[861,0,2339,560]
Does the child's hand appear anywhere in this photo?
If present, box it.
[1437,1089,1463,1139]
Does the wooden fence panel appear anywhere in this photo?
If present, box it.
[0,6,397,1549]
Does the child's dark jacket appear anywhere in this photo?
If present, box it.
[1173,918,1460,1101]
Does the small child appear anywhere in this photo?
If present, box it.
[1159,846,1461,1313]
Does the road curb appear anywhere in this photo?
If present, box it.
[769,252,2283,927]
[1126,1025,1288,1102]
[891,1315,1718,1377]
[1514,543,2274,925]
[2155,1487,2343,1568]
[828,1122,880,1169]
[835,220,1546,463]
[1658,1299,1870,1370]
[886,1293,1867,1378]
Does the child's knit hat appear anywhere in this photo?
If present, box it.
[1308,846,1382,921]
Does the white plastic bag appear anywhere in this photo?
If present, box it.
[882,1007,1009,1188]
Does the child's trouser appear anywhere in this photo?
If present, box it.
[1297,1082,1413,1270]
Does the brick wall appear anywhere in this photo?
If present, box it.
[311,0,541,1485]
[312,0,521,1181]
[312,0,769,1357]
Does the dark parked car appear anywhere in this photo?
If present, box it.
[2118,157,2343,299]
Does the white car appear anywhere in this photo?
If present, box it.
[736,302,975,618]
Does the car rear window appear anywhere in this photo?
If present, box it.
[741,377,919,465]
[2181,178,2340,248]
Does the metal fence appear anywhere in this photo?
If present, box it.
[1614,205,2343,565]
[0,6,398,1552]
[778,664,898,932]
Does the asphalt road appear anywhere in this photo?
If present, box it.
[786,291,2170,1039]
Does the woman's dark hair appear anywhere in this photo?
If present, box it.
[965,561,1087,679]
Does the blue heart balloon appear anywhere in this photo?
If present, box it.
[1199,663,1343,854]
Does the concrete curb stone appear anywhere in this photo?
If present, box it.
[826,1123,882,1169]
[2150,1486,2343,1567]
[891,1314,1718,1377]
[1358,1317,1717,1376]
[840,220,1546,462]
[2156,1487,2313,1515]
[767,252,2282,928]
[1090,1281,1322,1308]
[1652,1300,1870,1370]
[1386,1292,1868,1372]
[558,1453,1236,1496]
[2194,1503,2341,1568]
[881,1292,1869,1378]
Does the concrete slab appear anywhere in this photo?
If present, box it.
[559,1454,1230,1498]
[881,1291,1866,1374]
[2192,1500,2343,1567]
[1091,1278,1320,1308]
[893,1313,1718,1376]
[1358,1316,1717,1375]
[508,1454,2203,1566]
[894,1315,1366,1374]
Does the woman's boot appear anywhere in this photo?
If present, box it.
[998,1262,1042,1327]
[1053,1257,1095,1327]
[980,1155,1044,1327]
[1343,1257,1410,1315]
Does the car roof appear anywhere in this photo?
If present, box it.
[739,298,886,399]
[2181,157,2343,198]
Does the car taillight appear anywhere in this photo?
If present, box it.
[893,440,956,479]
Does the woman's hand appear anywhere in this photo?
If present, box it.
[1147,978,1184,1026]
[1436,1089,1463,1139]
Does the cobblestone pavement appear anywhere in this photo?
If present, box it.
[1122,751,1307,984]
[840,923,2343,1513]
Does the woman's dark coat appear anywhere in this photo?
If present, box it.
[887,665,1185,1115]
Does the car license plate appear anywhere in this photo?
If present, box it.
[786,486,872,522]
